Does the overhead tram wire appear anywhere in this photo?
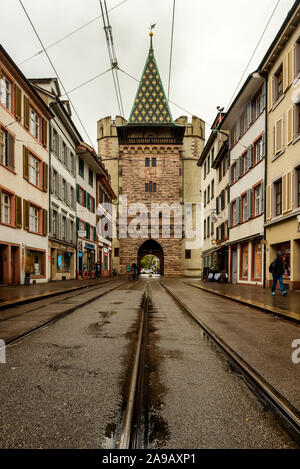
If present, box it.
[60,67,112,97]
[226,0,281,111]
[18,0,94,148]
[167,0,176,101]
[99,0,124,117]
[18,0,129,66]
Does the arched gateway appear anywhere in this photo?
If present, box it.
[138,239,164,276]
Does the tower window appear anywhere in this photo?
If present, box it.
[152,158,156,167]
[145,158,150,167]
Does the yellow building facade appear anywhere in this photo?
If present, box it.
[261,3,300,290]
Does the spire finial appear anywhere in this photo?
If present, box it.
[149,24,156,50]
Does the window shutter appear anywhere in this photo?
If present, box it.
[84,190,87,207]
[86,222,90,240]
[228,166,232,186]
[237,196,241,224]
[267,77,273,112]
[14,84,22,120]
[42,162,48,192]
[7,132,15,170]
[87,193,90,210]
[287,106,294,144]
[23,199,29,230]
[43,209,48,235]
[216,196,219,215]
[247,189,252,220]
[76,184,80,203]
[262,133,266,158]
[76,217,79,232]
[50,167,54,194]
[228,203,231,229]
[94,226,96,242]
[23,95,30,130]
[15,196,22,228]
[266,184,272,220]
[287,171,292,212]
[237,157,241,179]
[41,118,47,147]
[236,119,241,140]
[23,146,29,180]
[283,54,288,92]
[262,81,266,110]
[282,173,288,213]
[247,102,252,128]
[287,47,294,87]
[72,153,76,176]
[261,181,264,214]
[247,145,253,171]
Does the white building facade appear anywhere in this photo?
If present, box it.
[221,75,266,286]
[0,46,52,284]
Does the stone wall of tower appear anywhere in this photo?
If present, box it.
[118,144,182,277]
[97,116,126,273]
[175,116,205,277]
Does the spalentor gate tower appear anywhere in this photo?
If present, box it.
[97,33,205,277]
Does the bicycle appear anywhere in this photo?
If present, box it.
[128,271,138,280]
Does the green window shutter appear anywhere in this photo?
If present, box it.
[23,146,29,180]
[86,223,90,240]
[43,209,48,235]
[15,196,22,228]
[43,162,48,192]
[87,193,90,210]
[76,184,80,203]
[76,217,79,232]
[42,118,47,147]
[84,190,87,207]
[23,95,29,130]
[94,226,96,241]
[23,200,29,230]
[14,84,22,121]
[7,132,15,170]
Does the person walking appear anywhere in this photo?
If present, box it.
[269,252,287,296]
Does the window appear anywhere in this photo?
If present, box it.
[153,182,157,193]
[241,152,247,176]
[232,163,236,183]
[204,220,206,239]
[296,103,300,138]
[220,190,225,211]
[63,142,67,166]
[145,158,150,167]
[114,248,120,257]
[204,190,206,207]
[145,181,156,193]
[1,192,10,224]
[207,155,210,174]
[0,127,14,169]
[219,164,222,182]
[63,179,67,203]
[207,216,210,238]
[242,194,247,222]
[204,162,206,179]
[71,186,75,208]
[211,219,214,236]
[61,216,66,241]
[254,136,263,165]
[29,107,40,139]
[145,183,148,192]
[89,168,93,187]
[222,158,226,177]
[207,185,210,202]
[79,158,84,178]
[254,184,262,216]
[241,245,249,279]
[29,154,40,187]
[53,169,58,196]
[275,179,282,216]
[152,158,156,167]
[211,179,214,198]
[231,124,237,147]
[29,206,39,233]
[240,109,247,136]
[220,223,225,241]
[79,220,85,232]
[185,249,191,259]
[274,64,283,102]
[52,210,58,237]
[0,74,12,110]
[296,36,300,76]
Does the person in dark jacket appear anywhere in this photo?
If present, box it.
[270,252,287,296]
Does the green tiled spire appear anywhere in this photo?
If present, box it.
[128,33,173,125]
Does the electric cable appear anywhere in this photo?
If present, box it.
[167,0,176,100]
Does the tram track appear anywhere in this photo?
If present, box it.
[3,278,136,346]
[160,281,300,446]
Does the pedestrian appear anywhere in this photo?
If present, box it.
[269,252,287,296]
[131,262,138,279]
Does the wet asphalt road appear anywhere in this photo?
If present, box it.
[0,278,298,448]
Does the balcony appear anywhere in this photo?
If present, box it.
[118,137,183,145]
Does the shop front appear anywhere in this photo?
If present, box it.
[202,246,228,282]
[49,241,76,281]
[78,240,96,279]
[25,247,46,283]
[0,242,20,285]
[229,236,264,286]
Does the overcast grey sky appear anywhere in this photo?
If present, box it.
[0,0,296,149]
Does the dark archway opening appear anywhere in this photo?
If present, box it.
[138,239,164,276]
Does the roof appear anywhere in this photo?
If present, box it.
[128,34,173,125]
[0,44,54,119]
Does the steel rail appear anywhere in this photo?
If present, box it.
[119,284,149,449]
[161,281,300,444]
[5,279,134,347]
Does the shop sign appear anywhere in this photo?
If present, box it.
[77,230,86,238]
[85,242,95,250]
[78,252,83,258]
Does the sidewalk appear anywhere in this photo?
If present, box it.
[184,280,300,323]
[0,278,115,310]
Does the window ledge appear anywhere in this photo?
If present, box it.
[271,149,285,162]
[292,134,300,145]
[271,94,285,112]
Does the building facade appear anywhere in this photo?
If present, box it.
[260,2,300,290]
[97,35,205,277]
[0,45,52,284]
[30,78,80,281]
[221,74,266,286]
